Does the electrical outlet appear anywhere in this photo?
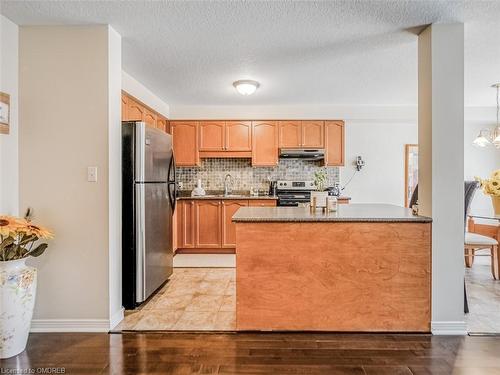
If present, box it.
[87,167,98,182]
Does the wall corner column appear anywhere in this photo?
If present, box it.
[418,23,466,335]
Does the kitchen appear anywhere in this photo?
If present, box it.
[5,1,500,371]
[116,90,432,332]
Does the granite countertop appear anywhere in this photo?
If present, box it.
[176,190,278,200]
[232,203,432,223]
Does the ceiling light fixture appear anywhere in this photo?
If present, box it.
[233,80,260,96]
[473,83,500,148]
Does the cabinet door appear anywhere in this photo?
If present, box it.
[278,121,301,148]
[178,200,195,248]
[226,121,252,151]
[127,98,145,121]
[252,121,278,167]
[156,116,167,132]
[121,94,128,120]
[302,121,324,148]
[143,109,157,128]
[171,121,199,166]
[195,200,222,248]
[199,121,225,151]
[324,121,345,166]
[248,200,277,207]
[222,200,248,248]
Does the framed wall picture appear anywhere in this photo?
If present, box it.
[404,144,418,207]
[0,92,10,134]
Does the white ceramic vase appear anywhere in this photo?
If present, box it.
[0,258,37,359]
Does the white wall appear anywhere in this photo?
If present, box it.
[19,25,122,331]
[341,122,417,205]
[0,15,19,215]
[108,27,123,328]
[122,70,170,117]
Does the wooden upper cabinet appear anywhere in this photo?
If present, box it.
[156,116,167,133]
[279,121,301,148]
[195,200,222,248]
[121,95,128,119]
[199,121,225,151]
[226,121,252,151]
[177,200,195,248]
[126,98,145,121]
[279,121,324,148]
[302,121,324,148]
[143,109,157,128]
[324,121,345,166]
[252,121,278,166]
[222,200,248,248]
[171,121,199,166]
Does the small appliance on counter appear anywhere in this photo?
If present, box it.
[268,181,277,196]
[326,183,341,197]
[191,179,206,197]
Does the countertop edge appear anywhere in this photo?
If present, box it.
[233,217,432,223]
[177,196,278,200]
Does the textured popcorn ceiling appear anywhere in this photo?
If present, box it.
[2,1,499,106]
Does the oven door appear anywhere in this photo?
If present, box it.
[277,192,311,207]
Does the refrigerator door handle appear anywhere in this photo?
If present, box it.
[135,183,146,303]
[167,154,177,211]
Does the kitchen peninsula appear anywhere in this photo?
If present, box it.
[233,204,432,332]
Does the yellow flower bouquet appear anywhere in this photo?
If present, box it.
[476,169,500,214]
[0,208,53,261]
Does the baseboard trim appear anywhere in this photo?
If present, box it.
[431,321,468,335]
[109,307,125,330]
[30,319,111,333]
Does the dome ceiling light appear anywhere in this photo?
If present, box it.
[233,80,260,96]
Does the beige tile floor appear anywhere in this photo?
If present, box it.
[465,250,500,333]
[116,268,235,331]
[118,260,500,333]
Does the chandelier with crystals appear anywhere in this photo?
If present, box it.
[473,83,500,148]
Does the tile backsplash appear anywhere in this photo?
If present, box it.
[176,158,339,192]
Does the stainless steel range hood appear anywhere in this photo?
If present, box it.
[279,148,325,160]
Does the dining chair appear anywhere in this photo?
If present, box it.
[408,181,498,313]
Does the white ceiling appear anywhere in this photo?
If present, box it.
[2,1,500,107]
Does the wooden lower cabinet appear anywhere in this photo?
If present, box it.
[177,200,195,248]
[195,200,222,248]
[175,199,277,253]
[222,200,248,248]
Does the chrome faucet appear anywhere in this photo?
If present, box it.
[224,174,234,196]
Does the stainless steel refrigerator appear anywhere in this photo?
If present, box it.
[122,121,176,309]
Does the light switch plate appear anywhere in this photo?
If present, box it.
[87,167,98,182]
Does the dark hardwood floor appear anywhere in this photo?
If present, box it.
[2,332,500,374]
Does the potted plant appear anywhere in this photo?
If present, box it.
[0,209,53,358]
[310,169,329,208]
[476,169,500,215]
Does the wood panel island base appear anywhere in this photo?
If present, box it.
[233,204,432,332]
